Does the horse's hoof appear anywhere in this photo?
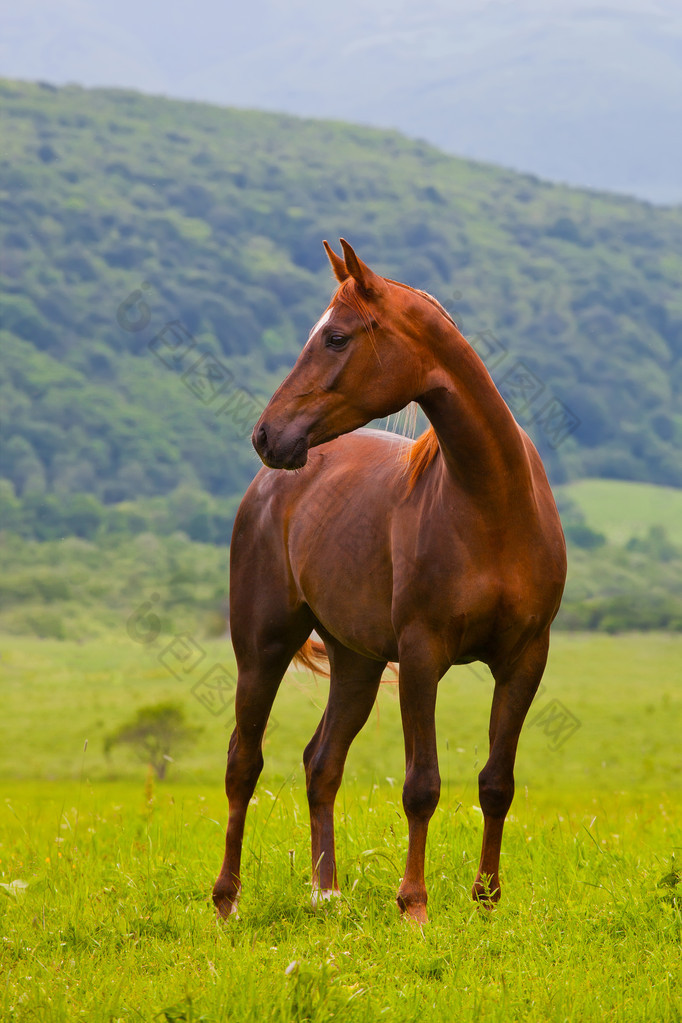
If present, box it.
[397,893,429,926]
[401,905,428,927]
[471,878,500,909]
[311,886,341,909]
[213,886,241,921]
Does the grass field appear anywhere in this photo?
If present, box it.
[559,479,682,546]
[2,632,681,1021]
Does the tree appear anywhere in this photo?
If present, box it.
[0,479,21,533]
[104,702,202,780]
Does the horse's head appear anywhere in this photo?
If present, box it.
[253,239,434,469]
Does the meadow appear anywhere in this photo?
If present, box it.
[560,479,682,547]
[1,631,681,1021]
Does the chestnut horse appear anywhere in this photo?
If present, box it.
[213,239,566,924]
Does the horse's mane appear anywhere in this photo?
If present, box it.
[333,276,458,492]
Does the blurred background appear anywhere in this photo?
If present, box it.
[1,0,681,772]
[4,0,682,201]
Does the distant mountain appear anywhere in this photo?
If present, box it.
[1,78,681,538]
[2,0,682,202]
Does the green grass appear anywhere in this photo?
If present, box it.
[2,632,682,1020]
[560,479,682,546]
[2,782,681,1021]
[1,632,681,790]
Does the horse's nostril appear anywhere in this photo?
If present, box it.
[256,425,268,449]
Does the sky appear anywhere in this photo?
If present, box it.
[2,0,681,203]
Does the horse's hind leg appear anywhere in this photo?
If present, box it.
[303,643,385,903]
[212,608,312,919]
[473,632,550,905]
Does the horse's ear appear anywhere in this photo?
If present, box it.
[323,239,349,282]
[339,238,383,296]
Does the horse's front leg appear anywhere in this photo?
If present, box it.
[303,645,384,904]
[212,662,283,919]
[395,643,442,925]
[473,632,550,905]
[213,628,309,919]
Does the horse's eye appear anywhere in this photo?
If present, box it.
[326,334,349,350]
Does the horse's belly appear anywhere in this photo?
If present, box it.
[293,546,399,662]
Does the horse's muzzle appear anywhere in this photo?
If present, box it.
[252,421,309,470]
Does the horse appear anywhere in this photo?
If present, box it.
[213,239,567,924]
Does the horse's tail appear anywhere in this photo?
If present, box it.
[292,638,399,682]
[292,638,330,678]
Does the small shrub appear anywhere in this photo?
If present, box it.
[25,610,66,639]
[104,702,202,780]
[564,523,606,549]
[626,525,680,562]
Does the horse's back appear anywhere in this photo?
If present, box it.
[240,428,412,527]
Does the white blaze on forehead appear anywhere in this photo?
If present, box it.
[306,306,332,344]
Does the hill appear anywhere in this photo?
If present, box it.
[1,77,682,544]
[560,479,682,547]
[3,2,682,203]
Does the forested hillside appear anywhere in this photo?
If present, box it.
[1,78,682,546]
[5,2,682,203]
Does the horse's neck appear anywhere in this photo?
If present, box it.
[418,321,535,514]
